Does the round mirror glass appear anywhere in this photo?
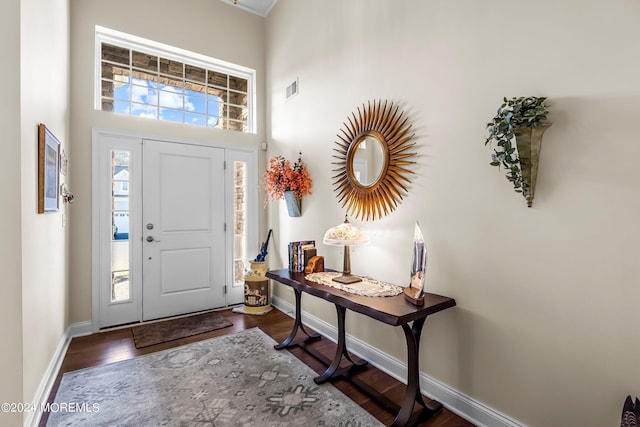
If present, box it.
[352,135,385,187]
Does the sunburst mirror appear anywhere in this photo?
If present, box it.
[332,100,416,221]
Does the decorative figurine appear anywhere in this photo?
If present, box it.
[404,222,426,306]
[305,255,325,274]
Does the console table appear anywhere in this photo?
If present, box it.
[266,268,456,427]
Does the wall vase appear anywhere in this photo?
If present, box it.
[514,123,551,207]
[283,190,302,217]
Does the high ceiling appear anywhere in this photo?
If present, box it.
[219,0,278,17]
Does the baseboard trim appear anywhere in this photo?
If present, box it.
[67,321,94,338]
[26,321,94,427]
[271,295,524,427]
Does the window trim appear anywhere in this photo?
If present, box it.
[95,25,256,133]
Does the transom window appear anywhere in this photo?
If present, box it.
[96,26,255,133]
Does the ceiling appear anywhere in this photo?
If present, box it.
[219,0,278,17]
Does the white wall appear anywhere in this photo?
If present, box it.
[69,0,267,323]
[0,0,24,425]
[265,1,640,426]
[20,0,70,413]
[0,0,70,424]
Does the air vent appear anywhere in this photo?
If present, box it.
[286,79,298,100]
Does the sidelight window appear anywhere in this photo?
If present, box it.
[111,150,130,302]
[233,161,247,286]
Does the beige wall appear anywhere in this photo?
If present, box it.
[68,0,266,323]
[265,1,640,426]
[20,0,70,407]
[20,0,70,412]
[0,0,70,424]
[0,0,24,425]
[5,0,637,425]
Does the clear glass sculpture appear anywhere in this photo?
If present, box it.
[404,222,426,305]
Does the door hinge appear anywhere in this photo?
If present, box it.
[224,160,227,170]
[224,223,227,232]
[224,285,227,294]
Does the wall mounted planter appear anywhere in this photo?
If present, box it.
[514,123,551,207]
[283,190,301,217]
[485,96,550,208]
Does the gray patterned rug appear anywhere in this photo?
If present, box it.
[46,328,383,426]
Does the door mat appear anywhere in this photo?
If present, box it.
[131,311,232,348]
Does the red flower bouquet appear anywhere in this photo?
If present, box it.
[263,153,313,204]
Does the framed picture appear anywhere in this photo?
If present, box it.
[38,124,60,213]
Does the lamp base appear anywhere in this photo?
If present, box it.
[332,273,362,284]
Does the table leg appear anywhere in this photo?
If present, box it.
[391,318,442,427]
[314,304,367,384]
[274,288,321,350]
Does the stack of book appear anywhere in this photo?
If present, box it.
[288,240,316,272]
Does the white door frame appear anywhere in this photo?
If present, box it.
[91,132,143,329]
[91,128,258,331]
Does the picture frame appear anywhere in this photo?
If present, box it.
[38,124,60,213]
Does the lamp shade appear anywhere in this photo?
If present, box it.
[323,218,369,246]
[323,216,369,284]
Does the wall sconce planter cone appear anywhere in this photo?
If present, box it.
[485,96,550,208]
[283,190,301,217]
[514,123,551,207]
[263,154,311,218]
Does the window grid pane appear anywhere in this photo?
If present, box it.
[100,40,250,132]
[132,51,158,71]
[159,57,184,78]
[132,70,161,87]
[102,43,129,65]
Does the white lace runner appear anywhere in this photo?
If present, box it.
[305,272,403,297]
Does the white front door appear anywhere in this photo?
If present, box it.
[93,131,259,330]
[142,139,226,321]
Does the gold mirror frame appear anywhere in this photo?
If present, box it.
[332,100,416,221]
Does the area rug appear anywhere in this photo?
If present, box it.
[131,311,232,348]
[46,328,383,426]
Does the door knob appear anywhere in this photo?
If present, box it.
[146,236,160,242]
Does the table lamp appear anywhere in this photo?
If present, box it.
[323,216,370,284]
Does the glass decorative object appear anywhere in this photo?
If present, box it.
[404,222,426,306]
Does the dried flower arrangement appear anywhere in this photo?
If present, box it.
[263,152,313,205]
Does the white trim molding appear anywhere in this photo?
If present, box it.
[270,295,525,427]
[26,321,93,427]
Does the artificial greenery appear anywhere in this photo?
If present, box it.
[485,96,549,196]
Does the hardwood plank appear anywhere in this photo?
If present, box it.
[40,308,474,427]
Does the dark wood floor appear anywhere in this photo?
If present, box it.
[41,307,475,427]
